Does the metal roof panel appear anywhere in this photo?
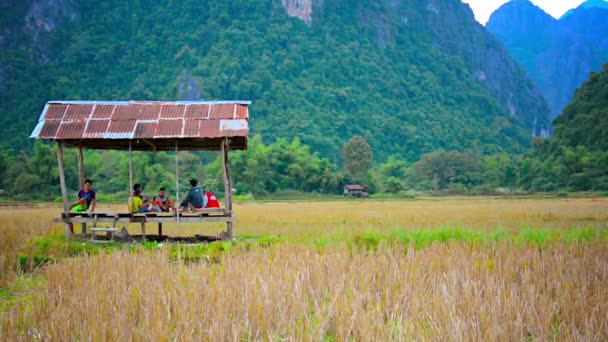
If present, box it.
[209,104,236,119]
[107,120,136,134]
[92,105,115,119]
[134,122,158,138]
[236,104,248,119]
[57,121,86,139]
[113,105,140,120]
[199,120,222,138]
[84,120,110,138]
[185,104,209,119]
[64,104,93,121]
[137,104,162,120]
[38,121,60,139]
[183,120,202,137]
[45,104,68,120]
[155,119,183,137]
[160,104,185,118]
[220,119,248,134]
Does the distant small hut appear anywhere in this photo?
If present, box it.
[344,184,368,197]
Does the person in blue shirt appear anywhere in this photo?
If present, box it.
[179,179,207,211]
[69,179,96,212]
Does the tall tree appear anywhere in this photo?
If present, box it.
[342,136,373,184]
[411,151,480,191]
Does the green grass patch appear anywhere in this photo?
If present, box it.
[388,228,486,249]
[0,275,46,312]
[342,227,608,250]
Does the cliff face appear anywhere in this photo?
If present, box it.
[416,0,550,135]
[283,0,551,135]
[176,71,203,101]
[282,0,313,23]
[0,0,76,63]
[487,0,608,119]
[282,0,327,23]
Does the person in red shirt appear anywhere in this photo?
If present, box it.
[205,192,220,208]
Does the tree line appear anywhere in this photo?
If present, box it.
[1,132,606,202]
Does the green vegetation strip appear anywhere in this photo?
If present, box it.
[21,226,608,263]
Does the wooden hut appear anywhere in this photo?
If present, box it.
[343,184,368,197]
[30,100,250,240]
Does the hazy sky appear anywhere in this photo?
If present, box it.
[461,0,587,25]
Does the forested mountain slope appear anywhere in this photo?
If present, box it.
[526,64,608,190]
[0,0,550,162]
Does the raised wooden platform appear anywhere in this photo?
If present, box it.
[53,209,234,224]
[54,210,234,240]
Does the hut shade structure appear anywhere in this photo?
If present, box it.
[30,100,250,240]
[30,101,250,151]
[344,184,368,197]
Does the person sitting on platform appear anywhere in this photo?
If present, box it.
[152,187,175,212]
[69,179,96,213]
[132,183,150,207]
[205,191,221,208]
[128,189,150,213]
[179,179,207,211]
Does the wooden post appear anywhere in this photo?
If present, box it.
[77,145,86,234]
[158,222,163,237]
[220,138,233,239]
[175,142,180,226]
[77,145,84,190]
[56,142,72,237]
[128,140,133,194]
[140,222,146,240]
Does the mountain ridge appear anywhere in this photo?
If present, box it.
[0,0,550,162]
[487,0,608,119]
[561,0,608,19]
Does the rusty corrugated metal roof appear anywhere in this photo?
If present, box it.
[30,100,250,151]
[345,184,365,191]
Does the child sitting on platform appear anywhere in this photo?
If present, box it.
[152,187,176,212]
[128,189,150,213]
[69,179,96,213]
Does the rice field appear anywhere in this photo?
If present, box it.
[1,197,607,340]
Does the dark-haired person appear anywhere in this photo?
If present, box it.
[152,187,175,212]
[179,179,207,211]
[132,183,150,207]
[128,189,150,213]
[69,179,96,212]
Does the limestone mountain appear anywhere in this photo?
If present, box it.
[487,0,608,119]
[0,0,550,162]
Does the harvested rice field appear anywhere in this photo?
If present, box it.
[1,197,607,340]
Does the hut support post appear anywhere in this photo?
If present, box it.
[141,222,146,240]
[128,141,133,194]
[175,143,180,226]
[56,142,72,237]
[77,146,86,234]
[77,146,84,189]
[221,138,233,239]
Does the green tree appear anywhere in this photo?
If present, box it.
[411,151,480,191]
[342,136,373,185]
